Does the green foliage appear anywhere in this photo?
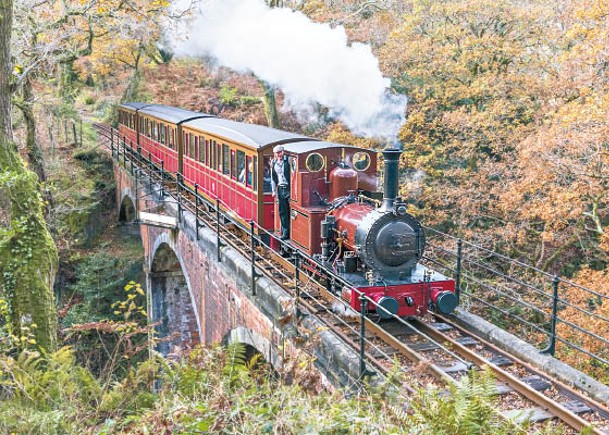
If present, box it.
[64,281,148,379]
[62,251,143,327]
[219,85,240,107]
[218,84,261,108]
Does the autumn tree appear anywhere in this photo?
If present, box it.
[499,0,609,272]
[380,0,559,255]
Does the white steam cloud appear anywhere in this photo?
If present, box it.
[169,0,407,140]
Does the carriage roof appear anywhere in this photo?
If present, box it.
[184,117,316,149]
[119,103,213,124]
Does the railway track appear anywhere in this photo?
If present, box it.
[95,123,609,433]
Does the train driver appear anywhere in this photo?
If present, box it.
[270,145,290,240]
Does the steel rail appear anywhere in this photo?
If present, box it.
[434,314,609,418]
[416,315,604,434]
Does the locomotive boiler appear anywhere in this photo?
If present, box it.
[318,149,458,319]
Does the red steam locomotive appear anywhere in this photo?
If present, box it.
[117,103,457,318]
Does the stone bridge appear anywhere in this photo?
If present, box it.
[113,159,361,388]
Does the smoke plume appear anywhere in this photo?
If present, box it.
[169,0,407,140]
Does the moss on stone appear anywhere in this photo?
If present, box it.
[0,138,58,350]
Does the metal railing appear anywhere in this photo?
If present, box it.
[424,226,609,377]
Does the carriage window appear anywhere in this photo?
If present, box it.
[205,139,210,165]
[222,144,230,175]
[306,153,324,172]
[217,142,222,171]
[189,134,196,158]
[159,124,165,144]
[237,150,246,184]
[130,114,134,129]
[263,156,273,193]
[231,150,236,179]
[353,151,371,171]
[246,156,253,187]
[184,133,189,156]
[211,140,216,168]
[198,137,205,162]
[253,156,258,192]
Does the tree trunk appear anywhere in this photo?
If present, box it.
[60,60,77,103]
[0,0,12,139]
[16,77,47,182]
[258,79,280,129]
[0,0,58,351]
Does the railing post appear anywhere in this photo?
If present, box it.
[294,251,301,318]
[160,160,165,197]
[110,130,115,158]
[148,152,152,191]
[177,173,182,225]
[130,141,134,174]
[542,276,560,356]
[359,293,368,379]
[216,198,222,262]
[250,220,257,296]
[456,238,463,303]
[123,138,127,166]
[194,183,200,240]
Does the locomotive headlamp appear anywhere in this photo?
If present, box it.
[396,205,407,216]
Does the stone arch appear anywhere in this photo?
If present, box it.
[148,237,201,356]
[226,326,282,369]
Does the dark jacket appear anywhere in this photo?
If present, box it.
[271,156,290,192]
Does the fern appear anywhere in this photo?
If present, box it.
[408,367,523,434]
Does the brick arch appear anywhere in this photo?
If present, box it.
[118,188,136,221]
[148,235,201,355]
[119,194,136,224]
[226,326,282,369]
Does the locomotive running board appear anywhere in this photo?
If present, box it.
[135,211,178,229]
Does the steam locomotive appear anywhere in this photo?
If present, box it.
[117,103,457,319]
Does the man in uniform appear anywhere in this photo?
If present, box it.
[270,145,291,240]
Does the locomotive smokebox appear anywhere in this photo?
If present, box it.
[381,148,402,212]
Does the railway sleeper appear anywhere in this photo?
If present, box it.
[488,354,514,367]
[502,400,591,423]
[495,375,551,395]
[406,336,478,353]
[370,346,399,359]
[428,322,454,332]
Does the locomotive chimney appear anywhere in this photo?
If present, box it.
[381,148,402,211]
